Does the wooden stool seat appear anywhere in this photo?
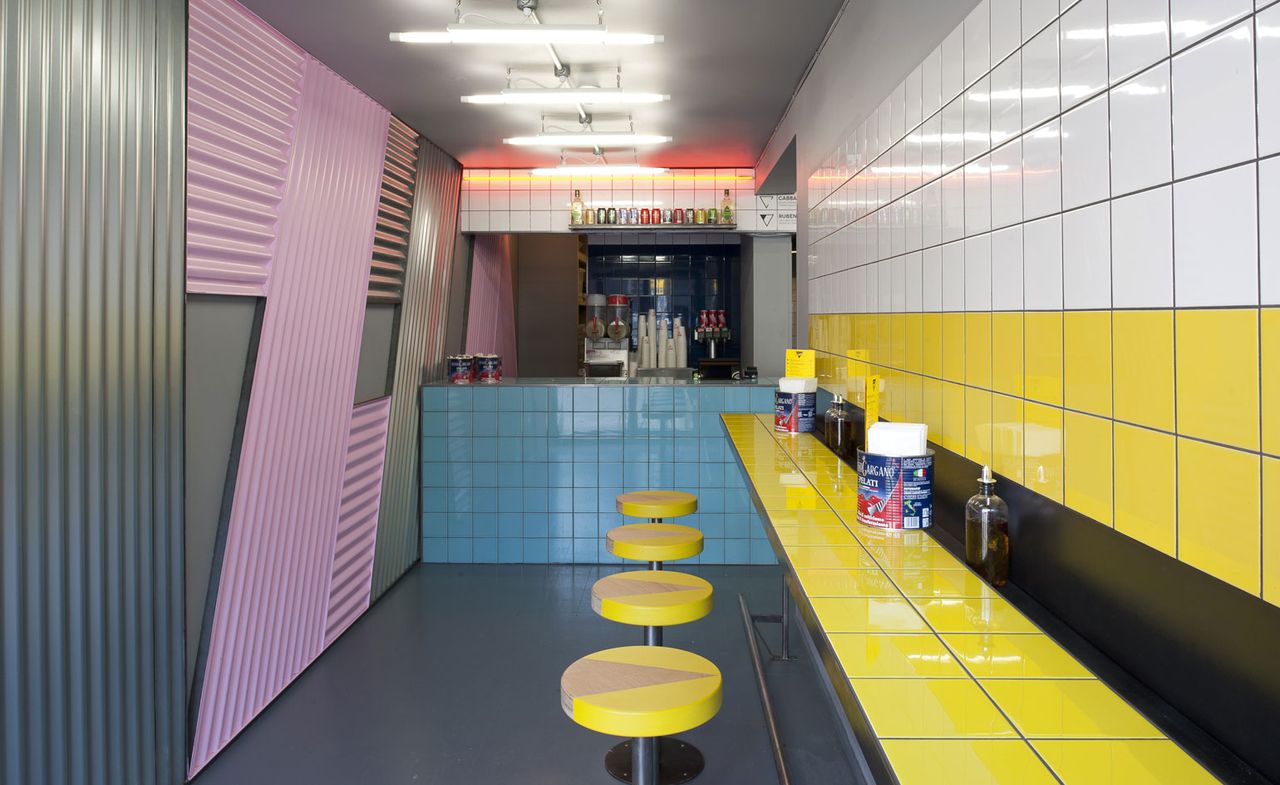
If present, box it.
[592,571,714,628]
[607,523,703,563]
[616,490,698,520]
[561,646,722,739]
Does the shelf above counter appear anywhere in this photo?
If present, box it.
[570,223,738,232]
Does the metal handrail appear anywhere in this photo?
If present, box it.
[738,594,793,785]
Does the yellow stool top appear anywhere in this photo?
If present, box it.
[606,523,703,562]
[592,571,714,628]
[616,490,698,519]
[561,646,722,738]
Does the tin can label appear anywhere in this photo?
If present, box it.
[774,391,816,433]
[857,451,933,529]
[475,354,501,384]
[448,355,474,385]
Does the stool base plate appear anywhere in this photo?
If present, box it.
[605,738,704,785]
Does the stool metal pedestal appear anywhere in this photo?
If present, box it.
[606,738,705,785]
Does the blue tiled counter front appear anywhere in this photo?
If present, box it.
[420,383,779,564]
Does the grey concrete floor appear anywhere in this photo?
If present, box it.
[191,564,863,785]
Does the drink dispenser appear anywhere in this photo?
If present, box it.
[605,295,631,342]
[584,294,608,340]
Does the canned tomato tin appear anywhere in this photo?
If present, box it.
[856,450,934,530]
[475,354,502,384]
[448,355,474,385]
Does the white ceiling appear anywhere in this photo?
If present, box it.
[235,0,845,168]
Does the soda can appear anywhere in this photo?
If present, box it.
[641,208,651,225]
[695,208,706,225]
[662,209,672,224]
[708,208,718,225]
[629,207,639,224]
[475,354,502,384]
[597,207,607,224]
[448,355,474,385]
[674,208,685,224]
[607,207,617,224]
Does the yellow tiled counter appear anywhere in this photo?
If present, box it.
[721,414,1220,785]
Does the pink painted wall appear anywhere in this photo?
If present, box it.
[465,234,519,378]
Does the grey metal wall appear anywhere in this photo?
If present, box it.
[1,1,186,785]
[369,139,462,600]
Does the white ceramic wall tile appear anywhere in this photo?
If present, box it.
[942,169,967,242]
[1171,20,1257,178]
[891,82,907,142]
[905,64,924,133]
[1174,163,1259,307]
[923,45,944,118]
[1062,203,1112,309]
[991,0,1021,64]
[1109,62,1173,196]
[509,210,531,232]
[879,260,894,312]
[990,56,1023,144]
[905,129,924,194]
[965,233,994,309]
[490,211,510,231]
[966,0,992,88]
[991,224,1025,310]
[905,251,924,311]
[490,190,510,210]
[921,113,943,183]
[991,138,1024,229]
[866,264,881,312]
[1170,0,1252,52]
[943,240,966,311]
[923,246,944,311]
[1262,157,1279,305]
[942,27,966,103]
[1024,215,1064,309]
[1109,0,1170,84]
[1022,23,1062,130]
[1259,6,1280,155]
[1111,186,1174,308]
[922,179,943,247]
[1023,0,1059,42]
[891,255,908,311]
[1060,94,1110,209]
[942,98,966,173]
[965,158,993,235]
[1022,120,1063,219]
[1059,0,1109,110]
[878,98,893,157]
[966,78,992,160]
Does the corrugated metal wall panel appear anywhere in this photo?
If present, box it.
[0,1,186,784]
[188,58,390,775]
[324,396,392,646]
[465,235,520,378]
[368,116,419,303]
[186,0,303,297]
[370,140,462,599]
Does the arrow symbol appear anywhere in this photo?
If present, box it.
[760,214,774,226]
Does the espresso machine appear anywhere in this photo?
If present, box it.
[583,294,630,378]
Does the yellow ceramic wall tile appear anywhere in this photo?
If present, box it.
[891,314,907,369]
[967,388,994,467]
[776,527,859,547]
[1063,411,1113,526]
[966,312,993,389]
[991,312,1024,397]
[1265,309,1280,455]
[849,678,1017,738]
[885,569,997,598]
[1177,439,1261,595]
[795,569,900,597]
[992,395,1025,483]
[1112,310,1175,432]
[1113,425,1176,556]
[1024,403,1064,502]
[900,372,924,423]
[1267,458,1280,606]
[830,633,967,678]
[909,597,1040,634]
[905,313,923,373]
[982,680,1163,739]
[922,313,943,378]
[809,597,931,633]
[942,313,966,383]
[787,546,881,570]
[1175,308,1260,451]
[882,740,1060,785]
[942,382,966,454]
[1024,312,1063,406]
[866,546,969,571]
[1033,740,1220,785]
[941,634,1094,679]
[878,314,892,366]
[923,378,944,444]
[1063,311,1112,417]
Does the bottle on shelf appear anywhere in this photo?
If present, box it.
[965,466,1010,587]
[571,190,584,226]
[823,395,855,458]
[720,189,734,224]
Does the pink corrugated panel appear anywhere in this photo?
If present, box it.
[186,0,304,295]
[465,234,519,378]
[323,396,392,646]
[187,49,391,775]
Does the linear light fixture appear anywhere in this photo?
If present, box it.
[530,165,668,176]
[504,133,672,147]
[461,88,670,106]
[390,24,663,45]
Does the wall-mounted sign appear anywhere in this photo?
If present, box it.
[756,194,797,234]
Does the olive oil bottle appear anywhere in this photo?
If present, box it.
[965,466,1010,586]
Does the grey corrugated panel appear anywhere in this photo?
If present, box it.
[369,138,461,600]
[0,1,186,784]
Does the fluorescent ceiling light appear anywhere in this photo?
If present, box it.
[504,133,672,147]
[461,88,670,106]
[390,24,663,45]
[531,165,668,176]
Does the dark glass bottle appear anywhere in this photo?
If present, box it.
[965,466,1010,586]
[823,395,854,458]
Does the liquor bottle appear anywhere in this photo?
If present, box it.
[965,466,1010,587]
[571,190,584,225]
[720,189,734,224]
[823,395,855,458]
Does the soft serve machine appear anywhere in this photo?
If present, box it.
[583,294,631,378]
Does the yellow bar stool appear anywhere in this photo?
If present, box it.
[592,570,713,647]
[609,491,702,572]
[562,646,722,785]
